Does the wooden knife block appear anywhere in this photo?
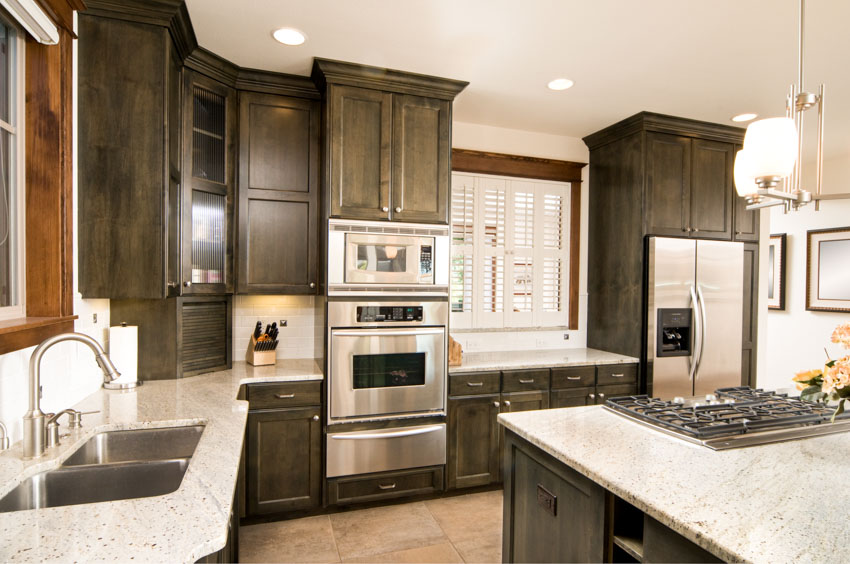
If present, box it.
[246,336,276,366]
[448,335,463,367]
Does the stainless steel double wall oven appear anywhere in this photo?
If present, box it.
[326,220,450,479]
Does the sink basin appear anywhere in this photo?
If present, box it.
[0,425,205,513]
[61,425,205,466]
[0,459,190,512]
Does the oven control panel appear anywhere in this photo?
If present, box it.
[357,306,424,323]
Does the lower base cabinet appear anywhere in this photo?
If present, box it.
[447,394,501,489]
[246,405,322,515]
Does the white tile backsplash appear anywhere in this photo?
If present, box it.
[232,295,325,363]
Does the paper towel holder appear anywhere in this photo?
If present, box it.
[104,322,142,390]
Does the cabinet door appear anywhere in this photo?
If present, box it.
[741,243,759,386]
[550,387,595,408]
[329,84,392,221]
[181,70,235,295]
[391,94,450,224]
[732,143,760,241]
[246,406,321,515]
[237,92,319,294]
[447,394,501,489]
[502,390,550,412]
[690,139,734,240]
[645,132,691,237]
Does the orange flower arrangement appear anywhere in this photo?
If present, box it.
[794,322,850,420]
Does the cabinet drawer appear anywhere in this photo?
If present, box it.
[551,387,595,408]
[595,383,639,404]
[596,364,638,386]
[327,466,444,505]
[502,369,550,393]
[551,366,595,389]
[246,381,321,409]
[449,371,500,396]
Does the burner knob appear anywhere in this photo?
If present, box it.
[672,396,685,404]
[705,394,717,402]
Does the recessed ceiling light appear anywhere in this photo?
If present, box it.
[732,113,758,122]
[272,27,307,46]
[547,78,574,91]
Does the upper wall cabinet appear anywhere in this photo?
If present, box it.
[236,91,320,294]
[78,5,193,299]
[313,59,467,225]
[182,69,236,295]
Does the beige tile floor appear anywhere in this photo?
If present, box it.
[239,490,503,563]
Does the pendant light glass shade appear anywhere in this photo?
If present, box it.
[734,150,759,197]
[742,117,798,179]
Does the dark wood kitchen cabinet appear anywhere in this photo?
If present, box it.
[447,393,501,489]
[313,59,466,225]
[181,69,236,295]
[78,8,187,299]
[237,91,320,294]
[584,113,754,378]
[245,381,322,516]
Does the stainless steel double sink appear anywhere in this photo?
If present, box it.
[0,425,204,513]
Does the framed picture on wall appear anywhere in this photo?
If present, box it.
[807,227,850,312]
[768,234,786,310]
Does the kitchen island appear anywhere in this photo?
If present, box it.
[0,360,322,563]
[499,405,845,563]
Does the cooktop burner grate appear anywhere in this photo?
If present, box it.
[605,387,850,440]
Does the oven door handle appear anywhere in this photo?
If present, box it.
[331,328,445,338]
[329,424,444,441]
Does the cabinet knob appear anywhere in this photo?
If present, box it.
[682,227,689,232]
[167,281,178,289]
[589,393,596,400]
[183,281,192,287]
[312,415,320,422]
[382,206,389,212]
[493,401,500,407]
[309,282,316,289]
[692,228,699,232]
[599,393,606,399]
[504,400,511,407]
[395,207,402,213]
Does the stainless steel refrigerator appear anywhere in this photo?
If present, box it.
[646,237,743,399]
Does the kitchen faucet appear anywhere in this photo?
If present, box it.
[23,332,121,459]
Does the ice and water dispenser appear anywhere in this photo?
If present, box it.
[656,308,692,357]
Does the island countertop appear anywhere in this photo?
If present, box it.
[0,359,322,563]
[449,347,638,374]
[498,405,847,564]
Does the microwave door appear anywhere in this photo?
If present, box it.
[344,233,427,285]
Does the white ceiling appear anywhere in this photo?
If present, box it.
[185,0,849,160]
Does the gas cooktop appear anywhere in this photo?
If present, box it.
[604,386,850,450]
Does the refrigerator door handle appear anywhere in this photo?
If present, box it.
[688,285,700,383]
[695,284,708,380]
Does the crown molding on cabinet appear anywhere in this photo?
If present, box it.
[583,111,746,151]
[311,58,468,100]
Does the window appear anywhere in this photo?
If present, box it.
[451,172,571,329]
[0,15,24,320]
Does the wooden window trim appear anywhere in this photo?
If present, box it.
[0,2,82,355]
[451,148,587,329]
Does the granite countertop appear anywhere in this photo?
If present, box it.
[449,347,638,374]
[498,406,848,563]
[0,359,322,563]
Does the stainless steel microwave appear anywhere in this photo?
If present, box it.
[328,219,449,295]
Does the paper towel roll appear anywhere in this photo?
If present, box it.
[109,324,138,384]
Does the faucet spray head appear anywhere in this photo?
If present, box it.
[96,353,121,383]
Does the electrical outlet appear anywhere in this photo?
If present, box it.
[92,313,98,324]
[279,320,288,327]
[563,333,569,340]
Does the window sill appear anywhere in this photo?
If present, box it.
[0,315,78,355]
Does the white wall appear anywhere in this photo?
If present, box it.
[450,121,590,352]
[760,152,850,390]
[232,295,324,363]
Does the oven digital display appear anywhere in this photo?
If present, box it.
[352,352,426,389]
[356,306,423,322]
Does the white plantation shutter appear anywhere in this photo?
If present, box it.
[450,174,474,328]
[449,172,571,330]
[477,176,507,328]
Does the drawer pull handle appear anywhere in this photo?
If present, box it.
[566,376,582,381]
[330,424,443,440]
[378,483,397,490]
[466,382,484,387]
[519,378,535,384]
[610,373,625,378]
[274,393,296,399]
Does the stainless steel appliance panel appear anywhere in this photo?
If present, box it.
[345,232,433,285]
[329,326,446,420]
[693,240,743,396]
[647,237,696,399]
[326,423,446,478]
